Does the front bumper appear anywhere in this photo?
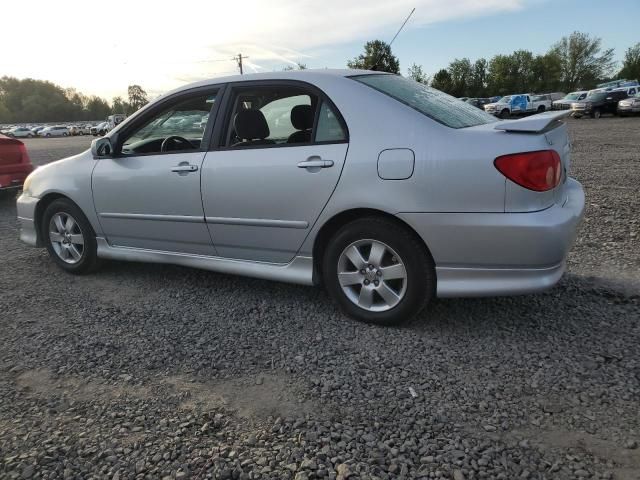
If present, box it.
[618,105,640,113]
[399,178,585,297]
[16,193,40,247]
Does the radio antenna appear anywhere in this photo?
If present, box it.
[389,8,415,48]
[370,8,415,71]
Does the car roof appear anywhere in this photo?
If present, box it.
[159,69,384,99]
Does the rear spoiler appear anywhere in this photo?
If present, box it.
[493,110,572,133]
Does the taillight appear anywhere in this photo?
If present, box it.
[494,150,562,192]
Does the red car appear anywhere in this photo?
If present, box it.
[0,134,33,191]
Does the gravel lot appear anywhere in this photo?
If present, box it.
[1,119,639,480]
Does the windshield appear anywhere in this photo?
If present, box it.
[352,74,497,129]
[565,93,581,100]
[497,96,511,103]
[586,93,606,102]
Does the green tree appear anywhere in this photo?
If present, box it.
[430,69,454,94]
[487,54,517,95]
[111,96,130,115]
[549,31,615,90]
[448,58,473,97]
[407,63,429,84]
[469,58,488,97]
[618,43,640,81]
[127,85,148,113]
[86,96,111,120]
[347,40,400,73]
[283,62,307,71]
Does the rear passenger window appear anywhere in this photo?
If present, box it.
[224,85,347,148]
[315,102,346,142]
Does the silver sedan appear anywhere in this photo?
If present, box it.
[17,70,584,325]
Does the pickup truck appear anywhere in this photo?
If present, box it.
[484,94,552,118]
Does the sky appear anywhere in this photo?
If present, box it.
[2,0,638,100]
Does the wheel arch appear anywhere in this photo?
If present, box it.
[34,193,91,247]
[312,208,435,286]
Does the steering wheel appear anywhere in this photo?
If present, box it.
[160,135,194,152]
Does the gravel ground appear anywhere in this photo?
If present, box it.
[0,119,638,480]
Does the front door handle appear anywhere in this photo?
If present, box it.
[171,163,198,174]
[297,158,334,169]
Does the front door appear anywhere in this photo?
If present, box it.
[201,84,349,263]
[92,89,220,255]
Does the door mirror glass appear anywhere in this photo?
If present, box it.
[91,137,113,158]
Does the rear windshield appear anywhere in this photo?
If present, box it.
[352,74,497,129]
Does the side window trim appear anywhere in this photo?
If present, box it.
[210,79,349,151]
[111,84,225,157]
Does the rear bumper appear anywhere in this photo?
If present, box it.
[0,164,33,190]
[16,193,40,247]
[399,178,585,297]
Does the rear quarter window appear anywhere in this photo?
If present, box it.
[352,74,498,129]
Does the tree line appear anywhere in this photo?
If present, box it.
[3,31,639,123]
[0,79,149,124]
[350,32,640,98]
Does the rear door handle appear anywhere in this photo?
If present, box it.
[171,164,198,173]
[297,158,334,169]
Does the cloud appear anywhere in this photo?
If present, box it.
[3,0,531,97]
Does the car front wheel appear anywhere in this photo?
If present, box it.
[42,199,100,274]
[323,217,436,326]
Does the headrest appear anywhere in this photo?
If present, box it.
[290,104,314,130]
[233,109,270,140]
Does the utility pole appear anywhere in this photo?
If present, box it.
[233,53,248,75]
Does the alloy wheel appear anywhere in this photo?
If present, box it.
[49,212,85,264]
[337,239,407,312]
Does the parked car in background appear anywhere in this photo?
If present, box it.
[0,134,33,190]
[553,91,588,110]
[31,126,46,136]
[572,90,629,118]
[465,98,493,110]
[484,94,551,118]
[611,85,639,96]
[544,92,566,102]
[6,127,35,138]
[90,122,108,136]
[39,126,70,137]
[107,114,127,131]
[16,70,584,326]
[617,93,640,116]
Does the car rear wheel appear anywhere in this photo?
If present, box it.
[43,199,100,274]
[537,105,545,113]
[323,217,436,326]
[45,133,51,137]
[499,109,510,119]
[591,109,602,119]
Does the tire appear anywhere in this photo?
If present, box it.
[45,133,51,137]
[63,132,68,137]
[79,131,84,136]
[592,109,602,119]
[537,105,545,113]
[499,109,510,119]
[322,217,436,326]
[27,133,33,138]
[42,198,100,274]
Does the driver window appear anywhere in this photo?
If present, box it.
[121,91,218,155]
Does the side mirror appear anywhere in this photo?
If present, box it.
[91,137,113,158]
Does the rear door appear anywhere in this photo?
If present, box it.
[201,81,349,263]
